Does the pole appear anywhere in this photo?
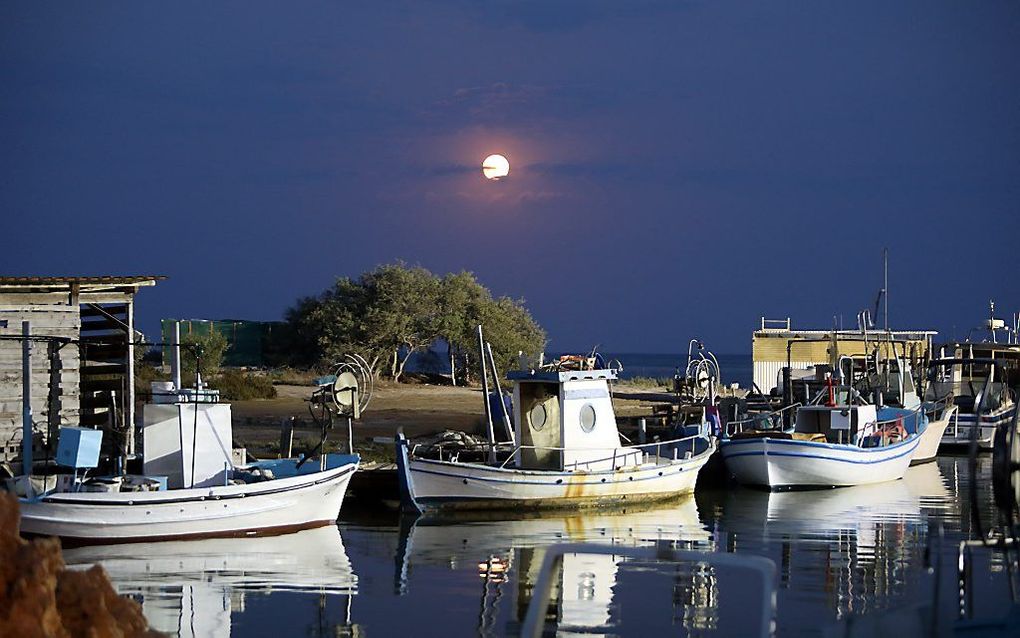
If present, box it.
[22,321,33,478]
[126,300,136,457]
[883,247,889,333]
[486,341,515,445]
[477,325,496,463]
[171,321,182,392]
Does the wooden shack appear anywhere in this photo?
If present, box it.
[0,276,164,463]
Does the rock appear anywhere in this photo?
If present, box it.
[0,493,163,638]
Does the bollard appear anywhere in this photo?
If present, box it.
[638,418,647,444]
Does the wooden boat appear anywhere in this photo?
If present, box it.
[397,366,715,511]
[720,388,919,489]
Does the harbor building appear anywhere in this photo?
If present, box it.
[752,317,937,394]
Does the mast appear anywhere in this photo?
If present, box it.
[883,247,889,333]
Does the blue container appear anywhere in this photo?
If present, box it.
[56,427,103,469]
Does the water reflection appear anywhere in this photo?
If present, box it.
[63,526,357,637]
[66,456,1013,637]
[393,498,774,636]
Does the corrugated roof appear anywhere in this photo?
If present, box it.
[0,276,165,286]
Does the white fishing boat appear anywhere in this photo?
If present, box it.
[721,386,919,489]
[397,363,715,511]
[928,355,1017,451]
[17,461,357,544]
[910,403,956,464]
[9,323,363,544]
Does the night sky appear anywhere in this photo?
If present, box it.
[2,2,1018,353]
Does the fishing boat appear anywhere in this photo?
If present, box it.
[928,355,1017,451]
[720,380,919,489]
[854,354,952,465]
[908,402,955,464]
[8,324,361,544]
[397,360,715,511]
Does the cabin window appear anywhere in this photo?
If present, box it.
[530,404,548,430]
[580,404,597,432]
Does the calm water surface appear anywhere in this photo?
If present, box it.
[63,456,1014,637]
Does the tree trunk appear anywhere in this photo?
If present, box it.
[395,346,415,383]
[449,341,456,386]
[391,349,398,379]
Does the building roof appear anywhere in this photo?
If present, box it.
[0,276,165,287]
[0,276,165,301]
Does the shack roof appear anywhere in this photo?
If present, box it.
[0,276,165,304]
[0,276,165,289]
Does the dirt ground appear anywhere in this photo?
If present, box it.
[229,381,672,460]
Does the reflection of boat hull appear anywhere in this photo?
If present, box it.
[19,463,356,544]
[912,407,953,465]
[405,445,714,511]
[64,525,357,638]
[720,436,919,489]
[63,525,357,593]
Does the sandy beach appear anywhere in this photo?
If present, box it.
[230,381,671,459]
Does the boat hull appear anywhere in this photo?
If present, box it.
[405,443,715,511]
[720,436,919,489]
[911,408,953,465]
[939,404,1015,451]
[18,463,357,544]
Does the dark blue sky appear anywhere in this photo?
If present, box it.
[2,2,1018,353]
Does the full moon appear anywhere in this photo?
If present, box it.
[482,154,510,180]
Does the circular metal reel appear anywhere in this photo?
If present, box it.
[324,354,374,417]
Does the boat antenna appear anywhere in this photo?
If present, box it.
[883,247,889,333]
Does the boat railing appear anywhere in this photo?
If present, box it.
[725,403,801,437]
[490,433,710,471]
[856,408,924,447]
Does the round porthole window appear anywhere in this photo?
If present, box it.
[580,405,597,432]
[530,403,548,430]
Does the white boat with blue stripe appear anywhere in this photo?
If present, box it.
[397,366,715,511]
[927,356,1017,451]
[721,392,920,489]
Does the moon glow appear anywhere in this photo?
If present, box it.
[482,154,510,180]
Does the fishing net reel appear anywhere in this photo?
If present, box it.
[299,354,374,467]
[311,354,374,419]
[677,346,721,403]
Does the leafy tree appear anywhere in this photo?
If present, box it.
[278,263,547,383]
[180,331,228,380]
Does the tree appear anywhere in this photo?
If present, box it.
[278,263,547,383]
[180,331,228,380]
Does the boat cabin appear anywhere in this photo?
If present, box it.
[794,403,877,445]
[926,356,1016,415]
[509,369,639,472]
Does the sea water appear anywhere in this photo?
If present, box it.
[64,455,1014,637]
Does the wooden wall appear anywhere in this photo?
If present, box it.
[0,299,80,461]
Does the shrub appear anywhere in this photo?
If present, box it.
[212,370,278,401]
